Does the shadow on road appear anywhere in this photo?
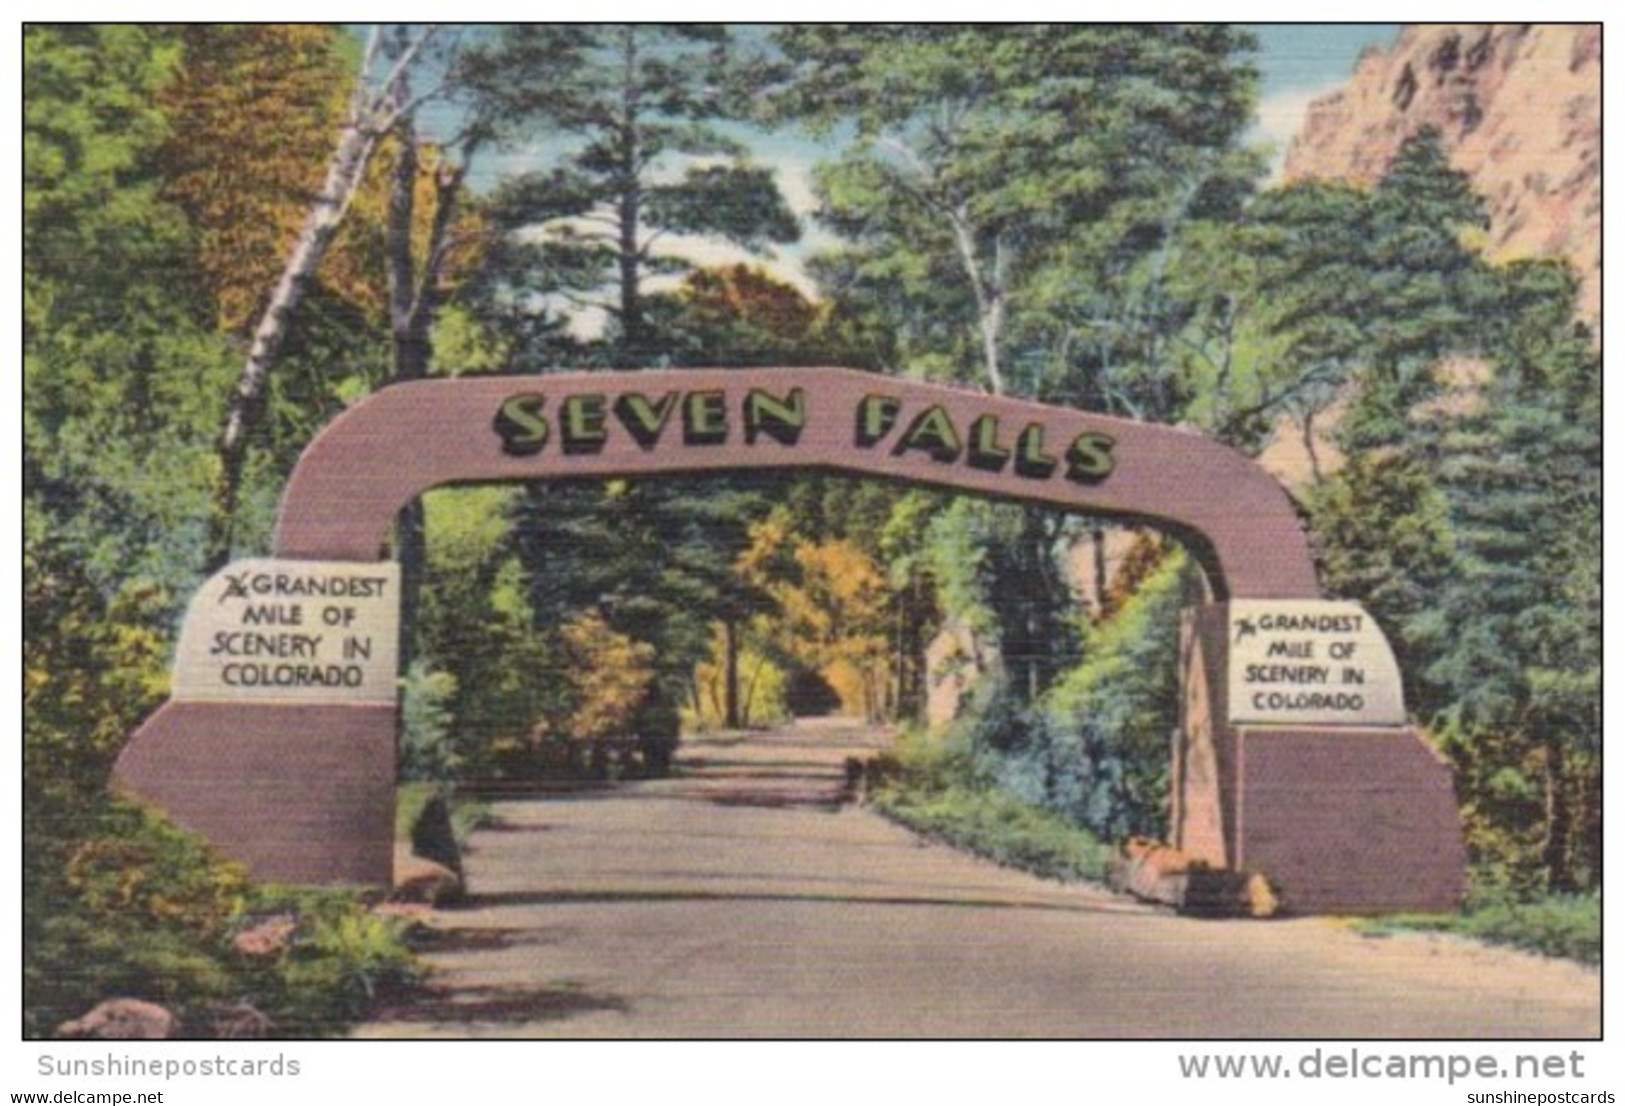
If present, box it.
[460,886,1145,916]
[371,985,628,1026]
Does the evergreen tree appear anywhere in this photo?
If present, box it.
[1413,264,1600,892]
[461,25,798,363]
[775,23,1260,400]
[1301,140,1600,895]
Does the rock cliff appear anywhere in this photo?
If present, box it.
[1283,24,1600,323]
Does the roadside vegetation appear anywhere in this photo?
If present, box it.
[870,731,1115,884]
[1360,894,1600,966]
[24,800,419,1040]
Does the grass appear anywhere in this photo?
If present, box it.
[868,732,1114,884]
[1359,892,1599,966]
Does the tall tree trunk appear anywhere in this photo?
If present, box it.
[687,670,705,717]
[1092,526,1109,616]
[384,121,474,678]
[1302,408,1324,485]
[948,207,1006,395]
[616,26,644,363]
[723,617,741,730]
[1542,740,1575,893]
[741,653,765,728]
[205,122,380,570]
[388,129,428,677]
[203,25,439,572]
[893,598,906,721]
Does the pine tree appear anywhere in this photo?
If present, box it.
[461,25,798,363]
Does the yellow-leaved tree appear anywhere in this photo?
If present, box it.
[555,612,657,777]
[732,514,894,722]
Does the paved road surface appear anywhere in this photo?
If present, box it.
[358,719,1598,1039]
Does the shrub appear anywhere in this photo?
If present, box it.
[25,798,418,1038]
[248,888,421,1035]
[871,730,1113,884]
[399,662,459,783]
[1030,546,1190,840]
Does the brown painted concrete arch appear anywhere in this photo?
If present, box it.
[115,366,1463,909]
[273,368,1319,601]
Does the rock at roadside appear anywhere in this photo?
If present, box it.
[393,844,463,906]
[232,915,297,959]
[56,999,177,1040]
[1108,838,1279,918]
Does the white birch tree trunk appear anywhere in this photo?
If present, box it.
[205,25,439,570]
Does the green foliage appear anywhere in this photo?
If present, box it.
[25,25,236,599]
[515,477,774,740]
[62,806,250,938]
[777,24,1261,402]
[1302,139,1601,895]
[1310,454,1455,708]
[399,662,460,783]
[25,801,246,1036]
[255,891,420,1036]
[24,538,170,815]
[1362,892,1599,966]
[25,25,371,588]
[933,542,1190,842]
[1033,546,1192,839]
[25,800,417,1039]
[873,731,1114,883]
[23,32,1601,1029]
[461,25,797,361]
[415,487,565,775]
[920,499,1081,705]
[25,25,186,343]
[24,31,419,1040]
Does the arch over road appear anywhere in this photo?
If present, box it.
[273,368,1319,601]
[114,366,1464,912]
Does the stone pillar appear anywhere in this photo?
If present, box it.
[112,559,401,886]
[1174,602,1466,914]
[114,701,396,885]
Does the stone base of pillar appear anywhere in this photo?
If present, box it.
[112,700,395,887]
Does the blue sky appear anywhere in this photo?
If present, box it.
[1250,24,1398,159]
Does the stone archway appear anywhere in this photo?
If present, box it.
[113,368,1464,912]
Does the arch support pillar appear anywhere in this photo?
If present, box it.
[1173,604,1466,914]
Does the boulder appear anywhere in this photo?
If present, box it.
[56,999,176,1040]
[393,844,463,906]
[1108,838,1278,918]
[232,915,296,959]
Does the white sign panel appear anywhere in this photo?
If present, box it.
[1227,600,1405,727]
[172,559,400,705]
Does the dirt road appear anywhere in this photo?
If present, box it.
[357,719,1598,1039]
